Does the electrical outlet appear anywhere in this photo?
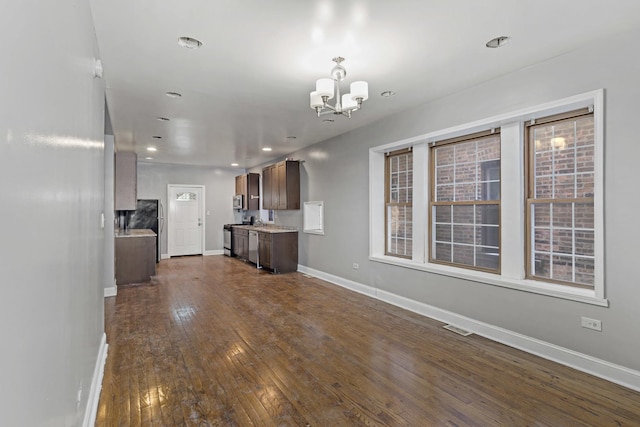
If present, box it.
[581,316,602,331]
[352,263,359,270]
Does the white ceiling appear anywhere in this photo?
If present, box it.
[90,0,640,169]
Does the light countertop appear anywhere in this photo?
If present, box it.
[231,225,297,234]
[115,229,157,238]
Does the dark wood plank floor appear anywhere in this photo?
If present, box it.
[96,255,640,426]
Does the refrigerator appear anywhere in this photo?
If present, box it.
[128,199,163,262]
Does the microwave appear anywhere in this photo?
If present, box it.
[233,194,243,210]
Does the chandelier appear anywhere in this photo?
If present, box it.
[309,57,369,118]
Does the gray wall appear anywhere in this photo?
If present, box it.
[0,1,106,425]
[253,27,640,372]
[137,162,241,255]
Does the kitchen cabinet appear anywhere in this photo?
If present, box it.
[262,160,300,210]
[115,229,156,285]
[232,227,249,259]
[258,231,298,273]
[235,173,260,210]
[115,151,137,210]
[262,165,273,209]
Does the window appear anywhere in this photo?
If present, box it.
[177,192,197,200]
[370,90,604,305]
[430,131,501,272]
[385,149,413,258]
[525,109,595,288]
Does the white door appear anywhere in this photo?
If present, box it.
[168,185,204,256]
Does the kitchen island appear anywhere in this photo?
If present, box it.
[115,229,157,285]
[231,225,298,273]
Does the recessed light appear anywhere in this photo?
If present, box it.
[231,163,239,167]
[145,157,153,160]
[165,91,182,98]
[486,36,511,48]
[380,90,396,97]
[152,135,162,139]
[178,36,203,49]
[147,147,157,152]
[262,147,272,152]
[157,117,170,121]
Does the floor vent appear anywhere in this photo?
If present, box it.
[443,324,473,336]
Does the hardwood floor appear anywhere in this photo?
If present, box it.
[96,255,640,426]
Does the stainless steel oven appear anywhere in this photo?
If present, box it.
[223,224,234,256]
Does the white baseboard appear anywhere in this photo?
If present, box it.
[103,279,117,298]
[204,250,224,256]
[161,253,170,260]
[297,264,640,393]
[82,333,108,427]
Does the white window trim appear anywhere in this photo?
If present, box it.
[369,89,607,307]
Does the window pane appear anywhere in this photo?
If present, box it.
[575,230,594,257]
[576,173,594,198]
[554,174,576,199]
[452,205,474,224]
[431,133,500,272]
[435,224,451,242]
[530,201,594,287]
[387,205,413,257]
[454,163,477,185]
[434,205,451,223]
[477,204,499,226]
[436,145,454,166]
[552,255,574,282]
[534,252,551,279]
[436,165,454,185]
[575,116,595,147]
[177,192,196,200]
[455,183,477,202]
[386,151,413,258]
[476,249,499,270]
[452,224,474,244]
[434,242,452,262]
[452,244,474,267]
[533,204,551,227]
[527,111,596,288]
[575,257,595,285]
[574,203,594,229]
[552,203,573,228]
[477,137,501,162]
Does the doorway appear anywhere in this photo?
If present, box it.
[167,185,205,257]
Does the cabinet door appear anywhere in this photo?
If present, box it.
[284,161,300,210]
[258,233,271,269]
[115,152,137,210]
[247,173,260,210]
[235,175,243,196]
[262,167,272,209]
[276,161,287,209]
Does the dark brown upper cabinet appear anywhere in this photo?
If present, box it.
[262,160,300,210]
[235,173,260,211]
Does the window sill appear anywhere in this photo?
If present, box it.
[369,254,609,307]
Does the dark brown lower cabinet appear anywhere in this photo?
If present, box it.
[232,228,248,259]
[258,231,298,273]
[115,232,156,285]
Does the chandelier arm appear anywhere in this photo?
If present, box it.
[322,103,337,112]
[318,109,335,117]
[334,79,342,113]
